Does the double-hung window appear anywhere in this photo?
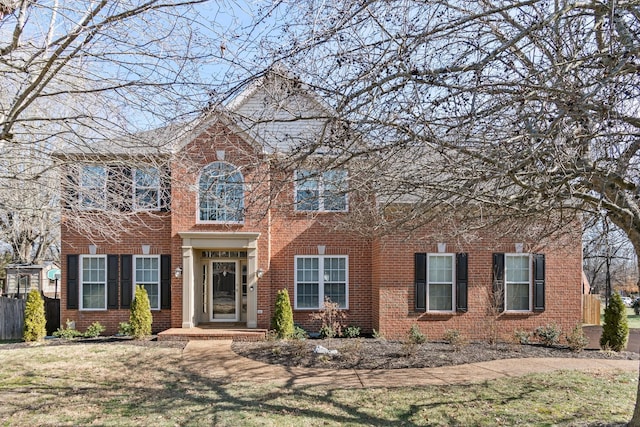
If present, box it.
[295,170,347,212]
[134,255,160,310]
[295,255,348,309]
[133,167,160,210]
[427,254,455,312]
[79,165,106,210]
[493,252,545,312]
[415,252,468,312]
[80,255,106,310]
[505,254,531,311]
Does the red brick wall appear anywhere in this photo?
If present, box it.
[60,119,585,342]
[169,121,271,328]
[60,213,172,335]
[373,228,583,341]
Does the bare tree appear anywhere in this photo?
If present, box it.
[583,216,637,301]
[234,1,640,422]
[0,0,258,259]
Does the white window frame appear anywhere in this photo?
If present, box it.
[79,165,106,210]
[427,253,455,313]
[80,255,107,311]
[504,253,532,312]
[133,167,161,211]
[197,161,245,224]
[294,255,349,309]
[133,255,161,311]
[294,169,348,212]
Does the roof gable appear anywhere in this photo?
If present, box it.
[224,68,335,153]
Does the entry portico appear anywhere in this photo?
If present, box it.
[179,232,261,329]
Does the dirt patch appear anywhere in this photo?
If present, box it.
[232,338,640,370]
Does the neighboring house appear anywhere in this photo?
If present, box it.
[4,262,60,298]
[58,70,583,340]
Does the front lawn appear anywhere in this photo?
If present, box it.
[0,342,636,426]
[626,307,640,329]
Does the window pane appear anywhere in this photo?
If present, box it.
[322,170,347,211]
[296,283,319,308]
[428,255,452,283]
[429,283,452,311]
[506,283,530,310]
[324,283,346,308]
[506,255,529,282]
[82,283,105,309]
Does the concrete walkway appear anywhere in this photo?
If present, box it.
[181,340,640,389]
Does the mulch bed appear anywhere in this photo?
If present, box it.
[232,338,640,370]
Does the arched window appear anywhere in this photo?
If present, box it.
[198,162,244,222]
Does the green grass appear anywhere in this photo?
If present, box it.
[0,343,637,426]
[626,307,640,329]
[600,307,640,329]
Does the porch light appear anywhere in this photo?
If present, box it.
[174,266,182,278]
[256,268,264,279]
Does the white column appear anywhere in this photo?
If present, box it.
[181,246,195,328]
[246,248,258,328]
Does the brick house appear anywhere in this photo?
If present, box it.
[58,70,583,340]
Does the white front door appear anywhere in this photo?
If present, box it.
[210,260,239,321]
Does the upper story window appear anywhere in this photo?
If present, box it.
[198,162,244,223]
[133,167,160,211]
[295,169,348,212]
[79,165,106,210]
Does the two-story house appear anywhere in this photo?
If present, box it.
[58,69,583,340]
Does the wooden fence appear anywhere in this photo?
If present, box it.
[44,296,60,336]
[582,294,601,325]
[0,297,25,340]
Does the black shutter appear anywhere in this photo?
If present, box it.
[160,165,171,212]
[107,255,118,309]
[533,253,546,312]
[161,254,171,309]
[120,255,132,309]
[492,253,505,313]
[415,253,427,312]
[456,253,468,312]
[67,254,79,309]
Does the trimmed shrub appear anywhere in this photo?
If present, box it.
[271,289,294,339]
[84,322,106,338]
[566,324,589,353]
[534,323,562,347]
[53,319,83,339]
[23,289,46,342]
[118,322,132,336]
[130,285,153,338]
[343,325,361,338]
[407,325,427,344]
[600,293,629,352]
